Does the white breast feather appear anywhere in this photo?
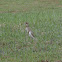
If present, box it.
[29,31,34,38]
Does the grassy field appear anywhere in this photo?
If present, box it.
[0,0,62,62]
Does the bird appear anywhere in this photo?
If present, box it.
[25,22,38,51]
[25,22,35,39]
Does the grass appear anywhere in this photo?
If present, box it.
[0,0,62,62]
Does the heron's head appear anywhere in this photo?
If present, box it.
[25,22,29,27]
